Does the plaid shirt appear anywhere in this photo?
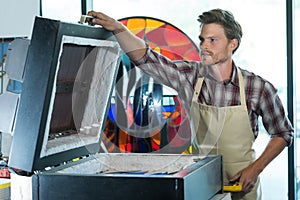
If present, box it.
[133,47,294,145]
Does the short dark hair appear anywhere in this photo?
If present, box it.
[198,8,243,54]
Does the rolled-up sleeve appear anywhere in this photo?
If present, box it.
[271,132,294,146]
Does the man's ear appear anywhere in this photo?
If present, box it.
[230,38,238,52]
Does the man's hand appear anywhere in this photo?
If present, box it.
[230,137,288,193]
[87,11,126,34]
[229,163,260,193]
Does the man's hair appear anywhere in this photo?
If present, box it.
[198,8,243,54]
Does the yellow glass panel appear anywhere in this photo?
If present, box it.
[126,18,146,35]
[145,18,165,34]
[153,46,161,53]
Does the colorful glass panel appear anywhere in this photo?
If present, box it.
[103,16,200,153]
[119,17,200,61]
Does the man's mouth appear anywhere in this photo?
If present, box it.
[201,53,211,59]
[201,51,212,57]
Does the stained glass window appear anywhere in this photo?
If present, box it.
[102,17,199,153]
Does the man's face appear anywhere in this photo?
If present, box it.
[199,23,235,66]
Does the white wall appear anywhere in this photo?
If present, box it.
[0,0,40,38]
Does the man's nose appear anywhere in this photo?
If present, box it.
[200,41,208,50]
[200,45,207,52]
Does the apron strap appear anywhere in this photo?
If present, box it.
[237,68,247,107]
[192,77,204,102]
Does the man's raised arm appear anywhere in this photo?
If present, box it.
[88,11,147,61]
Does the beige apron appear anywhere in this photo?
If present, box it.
[190,69,262,200]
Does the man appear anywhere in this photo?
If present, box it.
[88,9,293,200]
